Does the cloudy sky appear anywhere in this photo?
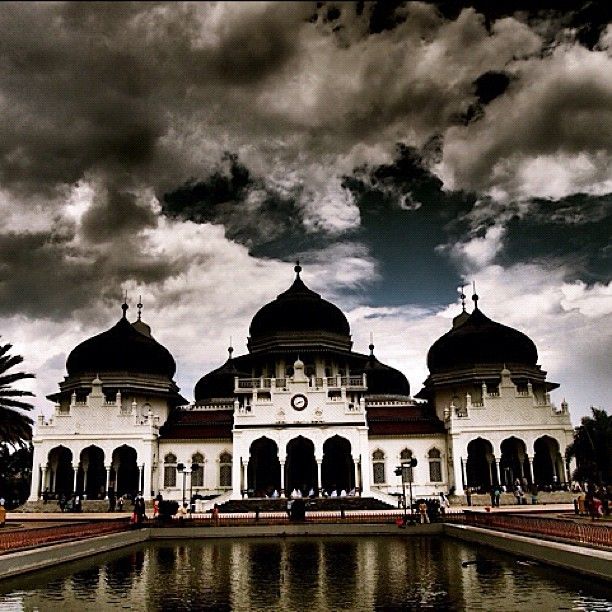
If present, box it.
[1,1,610,423]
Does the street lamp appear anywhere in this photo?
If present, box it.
[177,463,191,509]
[395,457,418,524]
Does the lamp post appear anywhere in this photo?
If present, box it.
[176,463,190,509]
[189,462,198,514]
[395,458,418,524]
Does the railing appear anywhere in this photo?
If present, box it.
[0,520,131,554]
[462,512,612,549]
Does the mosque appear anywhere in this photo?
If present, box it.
[28,263,574,505]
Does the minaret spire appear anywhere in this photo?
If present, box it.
[472,281,479,310]
[121,291,128,319]
[294,259,302,278]
[228,336,234,360]
[137,295,143,321]
[369,332,375,356]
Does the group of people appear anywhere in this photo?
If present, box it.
[57,493,82,512]
[258,486,358,499]
[574,483,610,519]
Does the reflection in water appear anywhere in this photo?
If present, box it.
[0,536,610,611]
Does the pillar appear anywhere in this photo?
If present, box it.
[72,465,78,493]
[242,460,248,497]
[143,462,152,499]
[83,466,89,493]
[280,460,286,497]
[353,456,359,493]
[527,456,534,484]
[453,455,465,495]
[138,464,144,494]
[231,454,241,498]
[105,465,111,497]
[40,466,48,497]
[495,459,501,486]
[316,459,322,495]
[29,462,41,501]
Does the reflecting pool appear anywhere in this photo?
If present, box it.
[0,536,610,611]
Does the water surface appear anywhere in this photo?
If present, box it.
[0,536,610,611]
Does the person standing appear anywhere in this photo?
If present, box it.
[418,500,430,524]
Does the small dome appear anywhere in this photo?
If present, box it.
[364,352,410,396]
[249,264,350,345]
[194,356,246,402]
[427,308,538,373]
[66,309,176,378]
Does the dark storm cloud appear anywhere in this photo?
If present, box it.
[162,154,325,258]
[429,1,612,49]
[497,193,612,283]
[81,186,157,243]
[342,143,476,305]
[0,229,183,320]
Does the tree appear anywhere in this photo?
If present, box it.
[0,339,34,445]
[567,407,612,484]
[0,443,33,508]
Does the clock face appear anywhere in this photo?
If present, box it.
[291,394,308,411]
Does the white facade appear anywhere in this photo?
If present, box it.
[29,289,575,504]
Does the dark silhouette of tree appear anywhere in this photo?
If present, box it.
[0,443,32,507]
[567,407,611,484]
[0,339,34,444]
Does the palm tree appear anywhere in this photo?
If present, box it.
[0,339,34,444]
[567,407,612,484]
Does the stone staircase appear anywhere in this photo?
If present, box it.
[15,499,155,513]
[450,490,575,506]
[218,496,394,513]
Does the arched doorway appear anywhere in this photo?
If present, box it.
[466,438,496,492]
[111,446,139,497]
[76,446,106,499]
[533,436,563,488]
[47,446,73,495]
[322,435,353,494]
[500,437,529,488]
[247,437,280,497]
[286,436,317,495]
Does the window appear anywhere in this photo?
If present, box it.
[191,453,204,487]
[372,450,385,484]
[164,453,177,488]
[219,452,232,488]
[400,449,414,482]
[428,448,442,482]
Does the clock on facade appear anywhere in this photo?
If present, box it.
[290,394,308,411]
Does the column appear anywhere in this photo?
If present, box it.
[527,456,534,484]
[353,456,359,493]
[242,460,248,497]
[138,464,144,494]
[72,465,78,493]
[495,459,501,486]
[40,466,48,498]
[143,462,152,499]
[280,460,286,497]
[231,454,241,499]
[29,463,41,501]
[83,467,89,494]
[453,456,464,495]
[105,465,111,498]
[316,459,322,496]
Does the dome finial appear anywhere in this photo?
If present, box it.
[121,291,129,319]
[294,259,302,277]
[228,336,233,360]
[137,295,143,321]
[369,331,375,356]
[459,283,467,312]
[472,281,479,310]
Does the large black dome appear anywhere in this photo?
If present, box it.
[427,307,538,373]
[194,352,247,401]
[249,264,350,341]
[364,348,410,396]
[66,308,176,378]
